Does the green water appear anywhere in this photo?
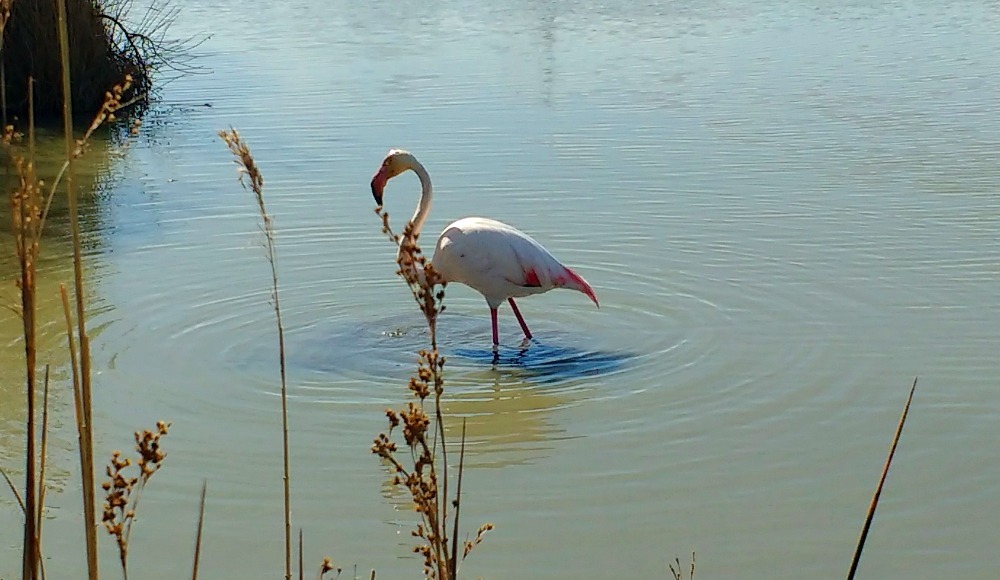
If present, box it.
[2,0,999,577]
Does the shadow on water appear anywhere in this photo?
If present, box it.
[253,311,635,466]
[451,341,630,384]
[285,311,634,388]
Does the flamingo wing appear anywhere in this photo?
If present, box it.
[432,217,598,307]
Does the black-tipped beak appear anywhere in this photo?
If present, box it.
[371,166,388,206]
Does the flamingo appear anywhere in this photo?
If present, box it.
[370,149,599,349]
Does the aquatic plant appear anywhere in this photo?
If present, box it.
[101,421,171,580]
[371,204,492,579]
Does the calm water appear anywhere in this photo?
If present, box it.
[3,0,999,577]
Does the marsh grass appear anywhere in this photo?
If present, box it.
[2,1,154,576]
[371,206,492,579]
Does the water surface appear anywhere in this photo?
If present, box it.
[2,1,998,578]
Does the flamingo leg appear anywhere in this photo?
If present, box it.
[507,298,533,341]
[490,307,499,349]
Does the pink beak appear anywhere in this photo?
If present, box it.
[371,166,389,206]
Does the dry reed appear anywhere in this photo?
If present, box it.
[669,552,695,580]
[317,557,342,579]
[8,114,42,580]
[371,205,492,579]
[36,364,52,580]
[847,377,919,580]
[191,481,208,580]
[3,75,49,580]
[100,421,171,580]
[2,11,142,576]
[53,0,101,572]
[218,127,293,580]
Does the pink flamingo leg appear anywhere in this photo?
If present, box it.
[490,307,499,348]
[507,298,533,341]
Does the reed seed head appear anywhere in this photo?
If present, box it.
[100,421,171,574]
[318,557,342,579]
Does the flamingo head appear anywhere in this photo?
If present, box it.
[371,148,414,206]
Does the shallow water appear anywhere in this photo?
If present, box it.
[2,0,999,577]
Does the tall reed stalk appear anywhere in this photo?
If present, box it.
[218,128,293,580]
[10,119,40,580]
[53,0,100,574]
[191,481,208,580]
[847,377,919,580]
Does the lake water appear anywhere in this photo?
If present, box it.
[2,0,999,578]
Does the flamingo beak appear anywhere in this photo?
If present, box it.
[371,166,388,206]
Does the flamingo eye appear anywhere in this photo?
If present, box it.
[382,158,391,168]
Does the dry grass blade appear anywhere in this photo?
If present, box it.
[192,481,207,580]
[218,127,292,580]
[847,377,919,580]
[59,284,83,442]
[0,466,48,580]
[37,365,52,580]
[1,467,26,513]
[60,282,96,578]
[450,420,466,570]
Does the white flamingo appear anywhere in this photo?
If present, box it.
[371,149,599,348]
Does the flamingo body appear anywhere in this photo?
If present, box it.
[371,149,598,348]
[432,217,598,309]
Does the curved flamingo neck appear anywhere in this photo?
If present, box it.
[395,155,433,287]
[408,157,433,238]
